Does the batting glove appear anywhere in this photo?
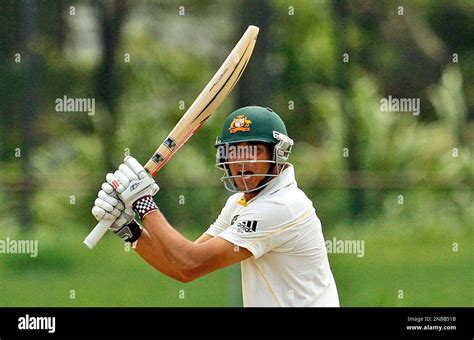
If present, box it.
[92,182,143,242]
[106,156,160,220]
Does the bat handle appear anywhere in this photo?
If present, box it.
[83,219,114,249]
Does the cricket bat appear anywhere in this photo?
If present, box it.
[84,25,259,249]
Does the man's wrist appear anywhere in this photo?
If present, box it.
[114,219,143,243]
[132,195,159,220]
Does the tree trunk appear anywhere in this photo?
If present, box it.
[95,1,129,171]
[331,0,366,218]
[234,0,272,107]
[18,0,40,230]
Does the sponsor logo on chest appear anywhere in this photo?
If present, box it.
[236,220,258,233]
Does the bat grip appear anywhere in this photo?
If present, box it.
[83,219,114,249]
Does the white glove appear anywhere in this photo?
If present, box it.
[106,156,160,219]
[92,182,134,231]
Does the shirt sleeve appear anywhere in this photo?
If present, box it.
[204,194,238,237]
[217,201,302,259]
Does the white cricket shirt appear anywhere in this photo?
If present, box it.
[205,164,339,307]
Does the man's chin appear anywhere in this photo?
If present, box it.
[236,179,258,192]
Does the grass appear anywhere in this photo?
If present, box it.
[0,228,242,307]
[0,218,471,307]
[327,219,473,306]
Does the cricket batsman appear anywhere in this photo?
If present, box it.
[92,106,339,307]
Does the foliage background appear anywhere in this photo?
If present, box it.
[0,0,472,306]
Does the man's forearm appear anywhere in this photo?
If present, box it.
[134,228,184,280]
[134,210,198,282]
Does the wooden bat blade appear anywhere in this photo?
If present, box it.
[145,25,259,176]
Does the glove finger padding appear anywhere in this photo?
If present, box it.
[114,169,130,188]
[125,156,148,179]
[94,197,114,212]
[119,163,139,182]
[106,172,125,193]
[91,204,121,221]
[101,182,126,209]
[94,197,122,217]
[102,182,115,194]
[91,206,106,220]
[97,188,125,212]
[98,189,119,206]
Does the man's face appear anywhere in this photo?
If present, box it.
[227,142,272,192]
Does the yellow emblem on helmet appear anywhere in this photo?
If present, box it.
[228,115,252,133]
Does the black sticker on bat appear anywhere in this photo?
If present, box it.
[151,153,165,165]
[163,137,177,151]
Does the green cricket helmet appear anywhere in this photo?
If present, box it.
[215,106,294,193]
[215,106,288,146]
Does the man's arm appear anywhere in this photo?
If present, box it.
[194,233,213,244]
[135,211,252,282]
[133,227,185,280]
[99,156,248,282]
